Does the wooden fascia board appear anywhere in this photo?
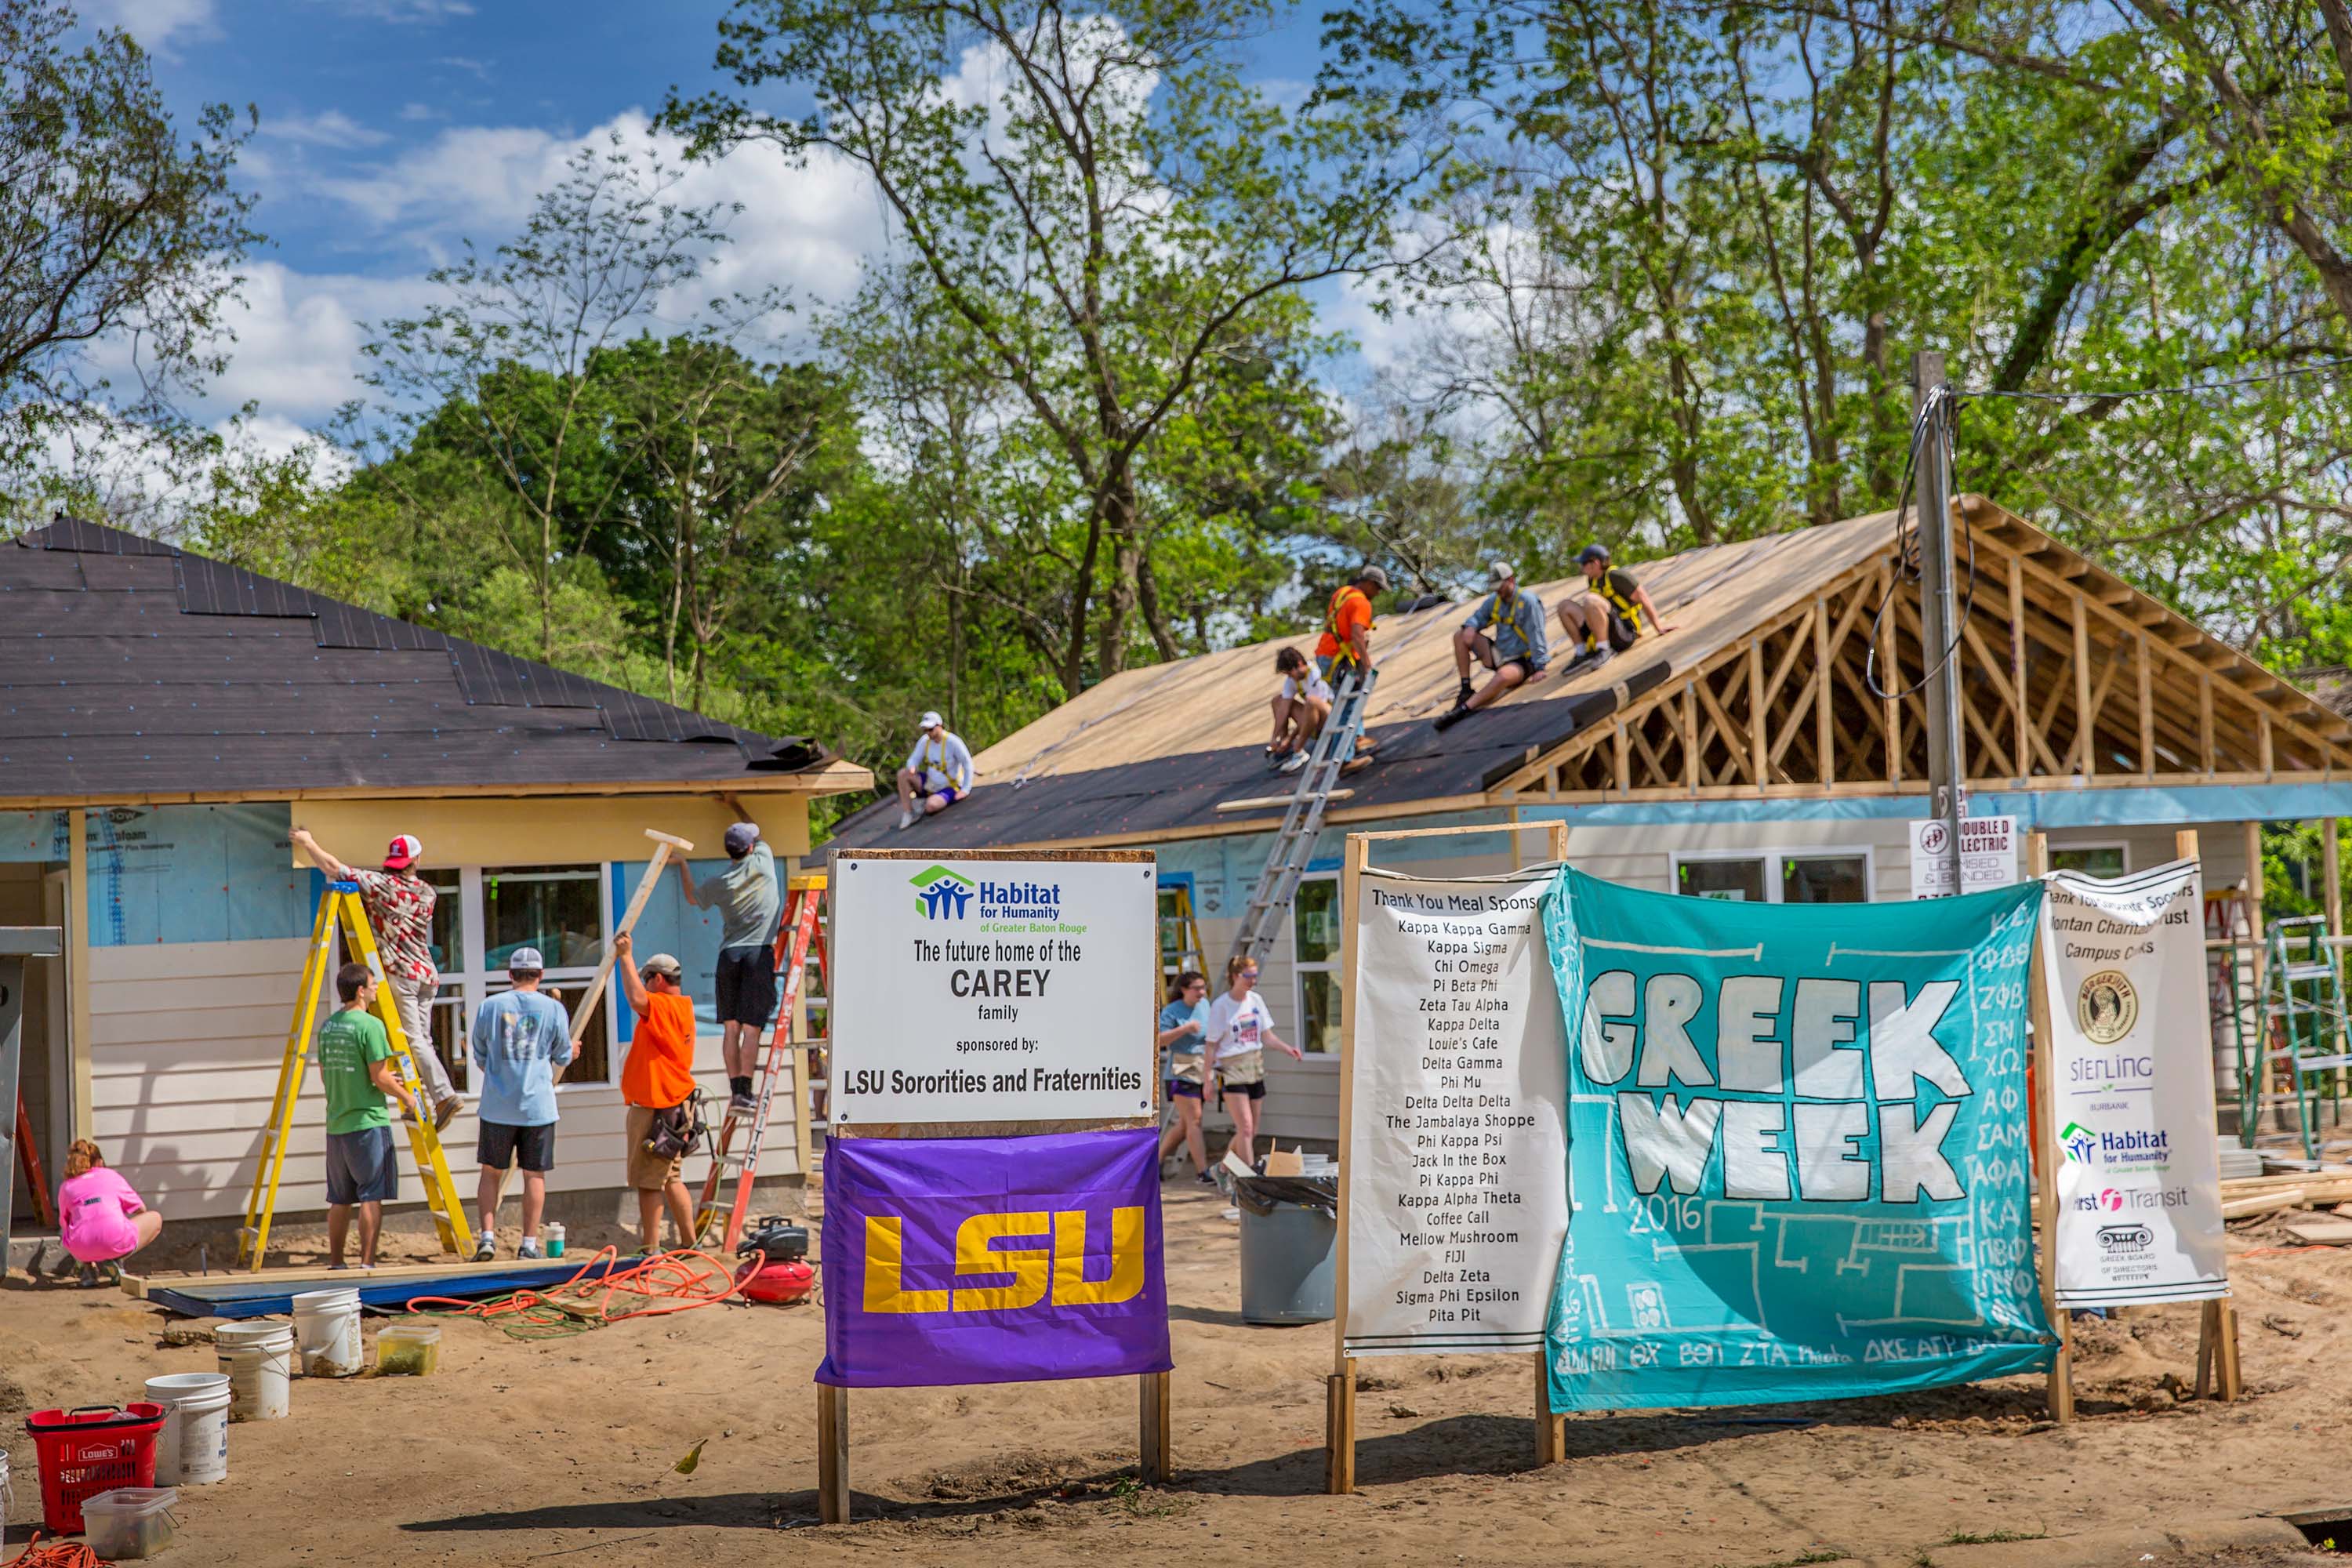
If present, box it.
[0,767,874,813]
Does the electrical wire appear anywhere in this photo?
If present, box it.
[1962,356,2352,404]
[6,1537,105,1567]
[402,1245,746,1341]
[1863,385,1977,703]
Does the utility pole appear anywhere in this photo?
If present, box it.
[1911,351,1965,893]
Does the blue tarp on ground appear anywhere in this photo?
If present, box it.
[142,1254,639,1319]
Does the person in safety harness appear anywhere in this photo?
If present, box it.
[895,710,975,830]
[1311,563,1388,761]
[1558,543,1674,675]
[1436,560,1548,731]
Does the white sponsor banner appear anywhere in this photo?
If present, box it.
[1911,814,2020,899]
[1344,870,1569,1356]
[2040,858,2228,1306]
[830,855,1158,1125]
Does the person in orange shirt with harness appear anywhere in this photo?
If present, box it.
[1312,563,1388,761]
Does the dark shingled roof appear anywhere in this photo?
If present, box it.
[1,517,843,800]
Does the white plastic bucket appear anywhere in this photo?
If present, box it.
[146,1373,231,1486]
[291,1287,365,1377]
[216,1324,293,1421]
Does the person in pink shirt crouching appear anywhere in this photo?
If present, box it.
[56,1139,162,1286]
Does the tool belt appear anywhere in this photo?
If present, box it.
[642,1089,709,1162]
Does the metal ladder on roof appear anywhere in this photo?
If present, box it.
[2263,916,2350,1165]
[1229,662,1377,965]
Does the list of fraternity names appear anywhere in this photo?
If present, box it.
[1348,876,1567,1354]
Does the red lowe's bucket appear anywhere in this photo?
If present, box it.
[27,1402,165,1533]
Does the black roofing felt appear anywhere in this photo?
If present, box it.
[819,659,1674,854]
[0,518,833,800]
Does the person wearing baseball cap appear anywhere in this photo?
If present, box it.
[895,710,975,832]
[1313,562,1388,686]
[1558,542,1675,675]
[1438,560,1551,731]
[290,826,463,1129]
[615,931,700,1252]
[676,822,779,1116]
[464,945,572,1261]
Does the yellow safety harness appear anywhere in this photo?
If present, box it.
[1326,584,1375,671]
[1595,570,1647,633]
[1484,590,1539,655]
[916,735,970,791]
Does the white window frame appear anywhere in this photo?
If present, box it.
[1291,869,1342,1058]
[436,863,616,1094]
[1671,845,1878,905]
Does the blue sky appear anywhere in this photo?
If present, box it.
[88,0,1370,451]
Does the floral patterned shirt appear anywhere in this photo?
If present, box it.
[350,868,438,985]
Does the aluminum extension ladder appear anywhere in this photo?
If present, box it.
[695,871,828,1251]
[2263,915,2351,1165]
[239,883,474,1269]
[1229,662,1377,965]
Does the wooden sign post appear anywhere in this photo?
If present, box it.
[2024,831,2075,1423]
[815,848,1167,1524]
[2177,827,2244,1403]
[1327,818,1570,1494]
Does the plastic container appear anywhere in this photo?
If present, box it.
[144,1373,230,1486]
[292,1287,365,1377]
[375,1322,441,1376]
[25,1403,165,1534]
[544,1222,566,1258]
[1236,1200,1338,1325]
[82,1486,180,1559]
[216,1323,294,1421]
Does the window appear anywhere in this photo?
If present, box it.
[1293,873,1341,1054]
[1675,849,1873,905]
[426,864,614,1091]
[2051,844,2128,878]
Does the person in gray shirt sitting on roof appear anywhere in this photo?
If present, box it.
[1437,561,1549,731]
[676,822,780,1116]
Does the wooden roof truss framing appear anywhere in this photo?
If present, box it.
[1492,500,2352,804]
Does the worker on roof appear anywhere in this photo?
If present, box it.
[1437,560,1549,731]
[1266,646,1331,773]
[1311,563,1388,762]
[895,710,975,831]
[1558,543,1675,674]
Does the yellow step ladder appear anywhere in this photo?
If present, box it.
[238,882,474,1269]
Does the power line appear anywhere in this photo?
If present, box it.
[1962,356,2352,405]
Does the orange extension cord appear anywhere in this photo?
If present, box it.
[403,1245,745,1339]
[9,1534,106,1567]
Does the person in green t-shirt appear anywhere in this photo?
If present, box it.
[316,962,419,1268]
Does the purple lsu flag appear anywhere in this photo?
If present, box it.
[817,1127,1172,1388]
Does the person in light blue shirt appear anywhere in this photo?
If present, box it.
[466,946,573,1261]
[1155,972,1213,1184]
[1439,561,1550,731]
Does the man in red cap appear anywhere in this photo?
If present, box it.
[291,827,463,1130]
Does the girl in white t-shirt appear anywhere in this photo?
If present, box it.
[1203,953,1303,1167]
[1265,646,1333,771]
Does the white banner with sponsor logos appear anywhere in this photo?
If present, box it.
[2040,860,2228,1306]
[829,854,1159,1126]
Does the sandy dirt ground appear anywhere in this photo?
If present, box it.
[4,1185,2349,1568]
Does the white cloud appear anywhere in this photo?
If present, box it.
[397,102,440,122]
[202,263,441,419]
[81,0,216,49]
[332,0,474,19]
[261,109,392,149]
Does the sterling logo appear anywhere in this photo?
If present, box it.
[862,1208,1148,1313]
[910,866,977,920]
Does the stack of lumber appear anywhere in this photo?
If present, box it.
[2218,1167,2352,1220]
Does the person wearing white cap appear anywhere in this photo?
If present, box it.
[465,945,573,1261]
[290,826,463,1129]
[895,710,975,830]
[1438,560,1550,731]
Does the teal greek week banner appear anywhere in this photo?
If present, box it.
[1541,868,2056,1412]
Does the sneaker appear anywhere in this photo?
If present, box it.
[895,808,915,831]
[1456,677,1474,705]
[517,1238,544,1260]
[1432,705,1470,732]
[472,1236,496,1262]
[1279,750,1308,774]
[1196,1172,1216,1186]
[728,1091,758,1116]
[434,1096,461,1132]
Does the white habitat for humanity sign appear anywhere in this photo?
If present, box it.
[830,854,1158,1125]
[2038,859,2227,1308]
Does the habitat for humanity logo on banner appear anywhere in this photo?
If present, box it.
[910,865,1083,935]
[816,1127,1173,1388]
[1538,868,2056,1412]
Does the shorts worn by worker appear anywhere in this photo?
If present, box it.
[1466,630,1546,680]
[1167,1077,1203,1100]
[1218,1051,1268,1101]
[1599,604,1640,652]
[923,785,961,807]
[477,1120,555,1174]
[713,945,779,1028]
[325,1125,399,1205]
[625,1103,685,1190]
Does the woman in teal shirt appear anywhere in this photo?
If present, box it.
[1156,971,1212,1183]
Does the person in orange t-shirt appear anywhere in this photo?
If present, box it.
[615,931,700,1251]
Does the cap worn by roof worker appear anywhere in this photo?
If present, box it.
[1487,561,1515,586]
[918,710,945,732]
[506,946,545,972]
[724,822,759,855]
[1358,564,1390,590]
[640,953,684,981]
[1576,543,1611,565]
[383,833,423,869]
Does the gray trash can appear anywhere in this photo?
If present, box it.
[1233,1179,1338,1325]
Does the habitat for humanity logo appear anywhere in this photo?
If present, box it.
[910,866,977,920]
[2061,1120,2098,1164]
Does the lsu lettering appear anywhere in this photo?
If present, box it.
[862,1207,1149,1313]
